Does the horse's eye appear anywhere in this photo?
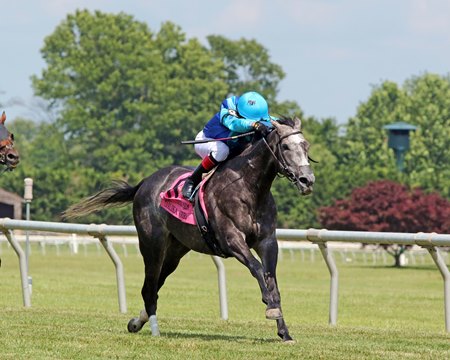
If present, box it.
[281,144,289,151]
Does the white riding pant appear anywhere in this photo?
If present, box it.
[193,131,230,162]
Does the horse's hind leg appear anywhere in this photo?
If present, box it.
[128,248,164,335]
[155,236,190,290]
[128,233,189,335]
[127,216,166,335]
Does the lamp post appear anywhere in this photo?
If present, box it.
[383,122,417,172]
[24,178,33,293]
[383,122,417,266]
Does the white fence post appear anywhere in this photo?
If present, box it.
[2,219,450,332]
[211,256,228,320]
[276,228,450,332]
[95,234,127,314]
[2,229,31,307]
[0,218,228,319]
[316,242,338,326]
[426,247,450,332]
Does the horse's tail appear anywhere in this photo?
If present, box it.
[62,180,143,220]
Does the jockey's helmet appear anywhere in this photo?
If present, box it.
[237,91,270,121]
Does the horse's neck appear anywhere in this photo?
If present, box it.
[237,139,278,193]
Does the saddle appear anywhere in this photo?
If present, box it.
[159,172,227,257]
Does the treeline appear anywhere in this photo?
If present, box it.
[2,10,449,228]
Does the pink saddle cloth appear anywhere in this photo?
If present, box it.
[159,172,208,225]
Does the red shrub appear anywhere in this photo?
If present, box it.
[318,180,450,233]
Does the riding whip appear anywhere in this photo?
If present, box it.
[181,131,255,145]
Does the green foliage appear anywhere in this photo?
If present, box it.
[403,74,450,197]
[27,11,227,221]
[273,115,342,228]
[16,10,292,223]
[5,9,448,229]
[207,35,285,101]
[342,74,450,199]
[32,11,226,177]
[337,81,403,193]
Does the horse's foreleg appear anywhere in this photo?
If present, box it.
[276,318,294,342]
[255,237,294,342]
[226,234,279,317]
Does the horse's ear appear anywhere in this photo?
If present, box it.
[271,120,282,131]
[0,112,5,125]
[293,116,302,130]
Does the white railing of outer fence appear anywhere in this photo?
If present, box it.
[1,218,449,332]
[0,218,227,318]
[276,228,450,332]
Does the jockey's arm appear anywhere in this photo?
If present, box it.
[221,111,255,133]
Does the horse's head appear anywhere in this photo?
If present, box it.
[0,112,19,171]
[268,117,315,195]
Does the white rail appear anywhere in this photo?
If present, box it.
[0,218,228,319]
[1,219,449,332]
[276,228,450,332]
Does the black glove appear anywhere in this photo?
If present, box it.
[252,122,270,137]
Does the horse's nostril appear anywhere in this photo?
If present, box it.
[299,177,309,185]
[7,153,19,162]
[299,176,315,187]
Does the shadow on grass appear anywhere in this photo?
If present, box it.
[162,330,281,343]
[352,264,440,271]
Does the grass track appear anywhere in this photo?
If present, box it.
[1,244,449,359]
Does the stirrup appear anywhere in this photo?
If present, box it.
[182,179,195,200]
[189,185,200,202]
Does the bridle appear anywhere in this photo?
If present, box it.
[0,141,16,173]
[261,129,306,185]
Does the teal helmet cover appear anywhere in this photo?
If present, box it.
[237,91,270,121]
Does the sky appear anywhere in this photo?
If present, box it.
[1,0,450,124]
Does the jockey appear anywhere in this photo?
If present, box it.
[182,91,275,200]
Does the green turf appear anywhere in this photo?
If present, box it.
[0,243,449,359]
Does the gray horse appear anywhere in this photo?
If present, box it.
[64,116,315,342]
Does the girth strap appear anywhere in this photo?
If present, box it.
[193,192,228,258]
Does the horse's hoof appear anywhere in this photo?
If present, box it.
[265,308,283,320]
[127,317,144,333]
[283,339,296,345]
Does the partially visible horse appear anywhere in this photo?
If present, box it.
[64,117,315,342]
[0,111,19,171]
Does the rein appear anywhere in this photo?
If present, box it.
[261,130,304,185]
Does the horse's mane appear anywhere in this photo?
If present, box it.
[276,116,295,128]
[232,116,296,159]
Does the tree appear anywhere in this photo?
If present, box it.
[403,74,450,197]
[336,82,404,196]
[318,180,450,266]
[342,74,450,199]
[24,10,304,223]
[272,115,342,228]
[207,35,285,102]
[32,11,227,177]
